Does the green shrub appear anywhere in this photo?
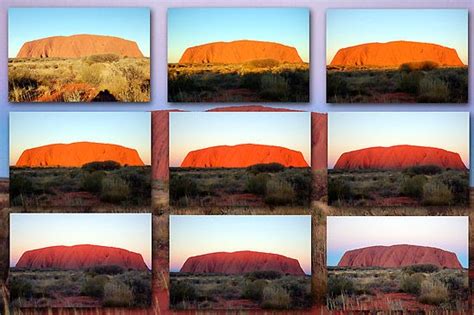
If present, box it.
[404,165,443,175]
[103,280,133,307]
[400,273,424,295]
[327,275,355,297]
[246,270,283,280]
[398,71,423,94]
[80,63,104,86]
[418,279,449,305]
[247,163,285,173]
[81,171,105,193]
[328,178,352,203]
[417,77,449,103]
[264,178,295,205]
[403,264,440,274]
[261,283,291,309]
[100,175,130,203]
[260,74,289,100]
[241,279,267,301]
[82,160,121,172]
[88,265,125,275]
[399,61,439,72]
[129,277,152,306]
[422,180,453,205]
[81,275,108,298]
[400,175,427,198]
[170,281,198,304]
[246,59,280,68]
[10,175,34,197]
[170,176,199,200]
[85,54,121,64]
[246,173,270,195]
[10,278,34,300]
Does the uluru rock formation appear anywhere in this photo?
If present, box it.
[16,34,143,58]
[180,251,306,275]
[16,141,145,167]
[330,41,464,67]
[179,40,303,64]
[180,144,309,168]
[16,244,149,270]
[334,145,466,170]
[337,244,463,269]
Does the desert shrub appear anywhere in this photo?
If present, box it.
[438,171,469,204]
[247,163,285,174]
[328,178,352,203]
[403,264,440,274]
[81,275,108,298]
[10,278,34,300]
[246,270,283,280]
[327,275,355,297]
[82,160,121,172]
[422,180,453,206]
[85,54,120,64]
[246,173,270,195]
[260,74,289,100]
[103,280,133,307]
[170,176,200,200]
[264,178,295,205]
[80,63,104,86]
[261,283,291,309]
[10,175,34,197]
[404,165,443,176]
[246,59,280,68]
[400,273,424,295]
[240,73,261,90]
[170,281,198,304]
[81,171,105,193]
[128,277,152,306]
[417,77,449,103]
[398,71,423,94]
[327,74,349,100]
[400,61,439,72]
[418,279,449,305]
[241,279,268,301]
[100,175,130,203]
[434,271,466,291]
[88,265,124,275]
[400,175,427,198]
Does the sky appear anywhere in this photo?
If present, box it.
[8,8,150,58]
[169,215,312,275]
[327,216,468,268]
[327,9,468,65]
[169,112,310,167]
[10,213,152,269]
[168,8,310,63]
[10,112,151,165]
[328,112,469,169]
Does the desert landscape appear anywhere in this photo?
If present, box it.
[169,215,312,310]
[8,8,150,102]
[326,10,468,103]
[168,9,309,102]
[10,112,151,210]
[9,214,152,308]
[326,216,469,311]
[169,112,311,208]
[328,113,469,206]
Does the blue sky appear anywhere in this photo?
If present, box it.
[170,215,311,274]
[10,213,152,269]
[328,112,469,169]
[8,8,150,58]
[169,112,310,166]
[168,8,309,63]
[327,9,468,64]
[10,112,151,165]
[327,216,469,268]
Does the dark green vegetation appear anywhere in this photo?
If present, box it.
[327,266,468,311]
[328,165,469,207]
[168,62,309,102]
[9,266,151,308]
[10,162,151,210]
[170,271,311,310]
[170,164,311,207]
[327,64,467,103]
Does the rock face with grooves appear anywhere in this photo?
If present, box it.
[179,40,303,64]
[334,145,466,170]
[338,245,463,269]
[16,141,144,167]
[16,34,143,58]
[330,41,464,67]
[180,251,306,275]
[181,144,309,168]
[16,244,149,270]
